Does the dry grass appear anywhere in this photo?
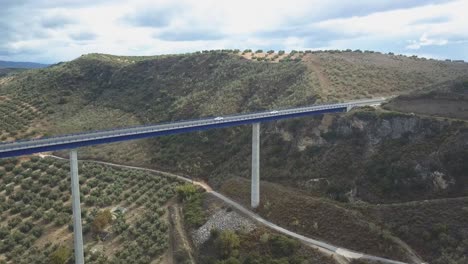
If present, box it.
[303,51,468,102]
[219,177,414,262]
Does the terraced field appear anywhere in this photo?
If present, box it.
[0,157,184,264]
[0,97,44,141]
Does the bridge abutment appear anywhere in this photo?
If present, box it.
[251,123,260,208]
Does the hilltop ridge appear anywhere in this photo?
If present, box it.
[1,50,468,263]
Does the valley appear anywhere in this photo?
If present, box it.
[0,50,467,263]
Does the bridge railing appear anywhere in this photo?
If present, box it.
[0,98,384,148]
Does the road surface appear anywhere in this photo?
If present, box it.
[0,98,385,158]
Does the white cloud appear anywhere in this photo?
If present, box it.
[0,0,467,62]
[406,33,448,49]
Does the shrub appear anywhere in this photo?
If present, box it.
[0,227,8,239]
[4,164,14,172]
[112,213,128,235]
[269,235,299,257]
[32,209,43,220]
[18,221,33,233]
[5,185,13,195]
[244,254,266,264]
[221,257,241,264]
[54,213,70,226]
[91,209,113,233]
[44,210,57,223]
[176,184,199,201]
[31,226,43,238]
[182,193,206,228]
[215,230,240,258]
[50,246,71,264]
[8,217,21,228]
[85,196,97,206]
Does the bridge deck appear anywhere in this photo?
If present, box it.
[0,98,385,158]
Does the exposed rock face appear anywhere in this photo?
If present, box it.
[334,114,442,145]
[431,171,450,190]
[375,117,419,139]
[263,110,468,203]
[321,111,467,202]
[209,108,467,204]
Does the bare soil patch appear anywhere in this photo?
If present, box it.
[303,54,333,96]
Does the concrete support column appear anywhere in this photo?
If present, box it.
[70,149,85,264]
[251,123,260,208]
[346,105,353,112]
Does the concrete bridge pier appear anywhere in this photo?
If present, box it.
[251,123,260,208]
[70,149,85,264]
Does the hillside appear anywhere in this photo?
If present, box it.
[0,51,467,170]
[1,52,468,123]
[384,79,468,120]
[1,50,468,263]
[220,177,416,262]
[355,197,468,264]
[0,69,28,78]
[0,156,184,263]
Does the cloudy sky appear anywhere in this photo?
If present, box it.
[1,0,467,63]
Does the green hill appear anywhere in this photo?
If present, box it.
[1,50,468,263]
[0,69,28,78]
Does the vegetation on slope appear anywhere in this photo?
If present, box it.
[202,108,468,204]
[219,177,413,262]
[0,157,183,263]
[0,51,467,262]
[0,69,28,78]
[200,228,336,264]
[2,50,467,134]
[0,53,317,125]
[355,197,468,263]
[384,79,468,120]
[181,185,336,264]
[0,52,466,180]
[0,97,43,141]
[177,184,207,228]
[308,51,468,101]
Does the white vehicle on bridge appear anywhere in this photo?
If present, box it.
[214,117,224,121]
[269,110,279,114]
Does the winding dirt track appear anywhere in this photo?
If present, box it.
[41,154,423,264]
